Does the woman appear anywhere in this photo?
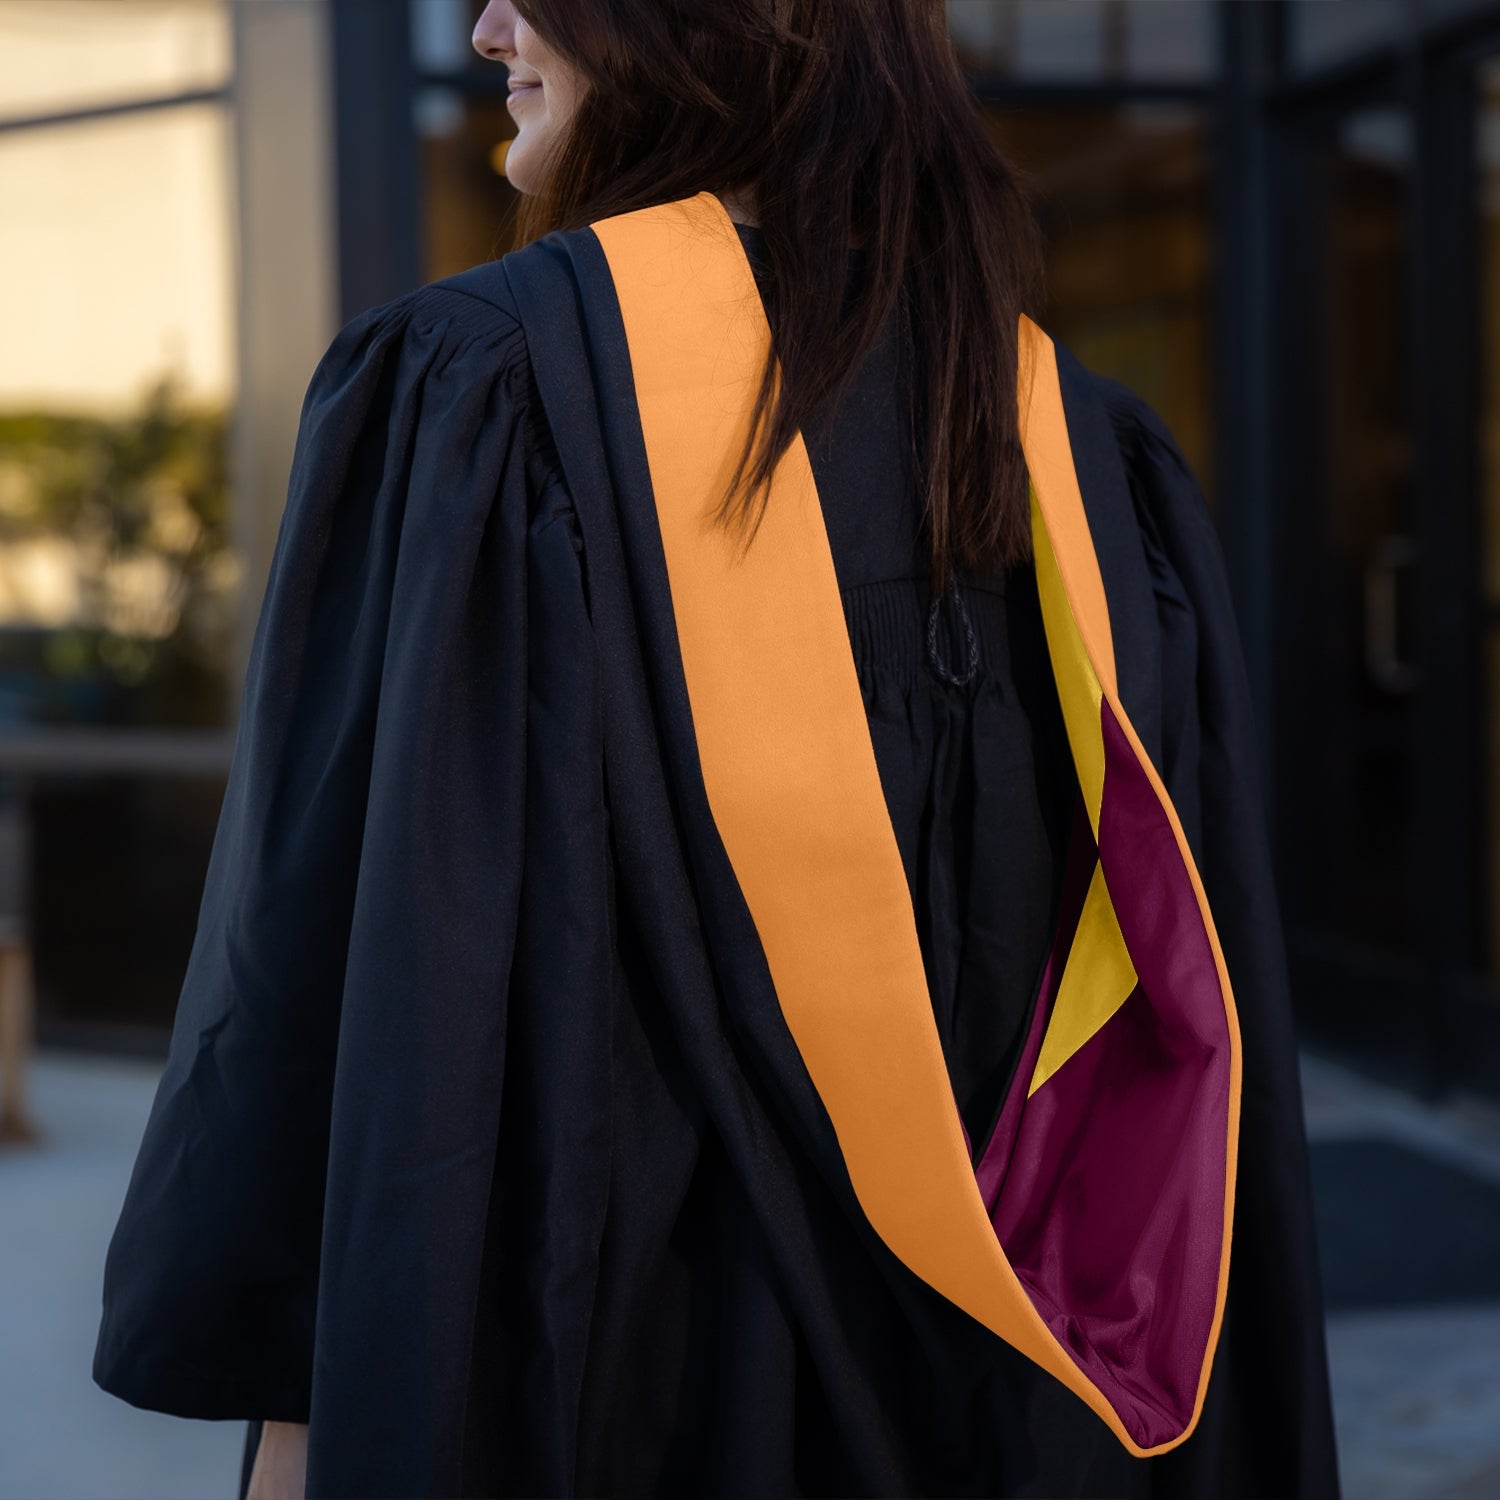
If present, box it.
[94,3,1342,1497]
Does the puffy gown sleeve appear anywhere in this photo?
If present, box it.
[1094,376,1343,1498]
[92,282,588,1436]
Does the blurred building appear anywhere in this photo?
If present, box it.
[0,0,1496,1103]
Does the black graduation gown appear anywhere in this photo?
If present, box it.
[93,202,1341,1499]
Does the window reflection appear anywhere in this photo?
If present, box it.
[1297,105,1416,951]
[411,0,480,76]
[0,101,236,728]
[987,103,1214,505]
[0,106,233,411]
[0,0,240,1043]
[0,0,230,123]
[1285,0,1403,73]
[419,90,519,280]
[945,0,1214,83]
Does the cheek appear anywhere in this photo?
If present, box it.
[543,69,583,128]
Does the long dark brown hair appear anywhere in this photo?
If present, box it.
[510,0,1045,592]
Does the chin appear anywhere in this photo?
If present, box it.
[510,147,555,196]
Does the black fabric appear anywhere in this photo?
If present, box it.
[727,224,1079,1160]
[95,221,1341,1500]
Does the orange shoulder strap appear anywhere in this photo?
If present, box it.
[589,190,1240,1457]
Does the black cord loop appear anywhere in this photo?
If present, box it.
[925,574,979,686]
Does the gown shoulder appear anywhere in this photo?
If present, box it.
[92,267,594,1427]
[297,271,570,523]
[1089,370,1228,619]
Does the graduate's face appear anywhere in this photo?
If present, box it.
[472,1,587,194]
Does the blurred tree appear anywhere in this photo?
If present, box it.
[0,373,237,729]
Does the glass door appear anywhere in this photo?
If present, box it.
[1277,44,1500,1103]
[1274,97,1432,1086]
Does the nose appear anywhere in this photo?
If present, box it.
[472,0,516,62]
